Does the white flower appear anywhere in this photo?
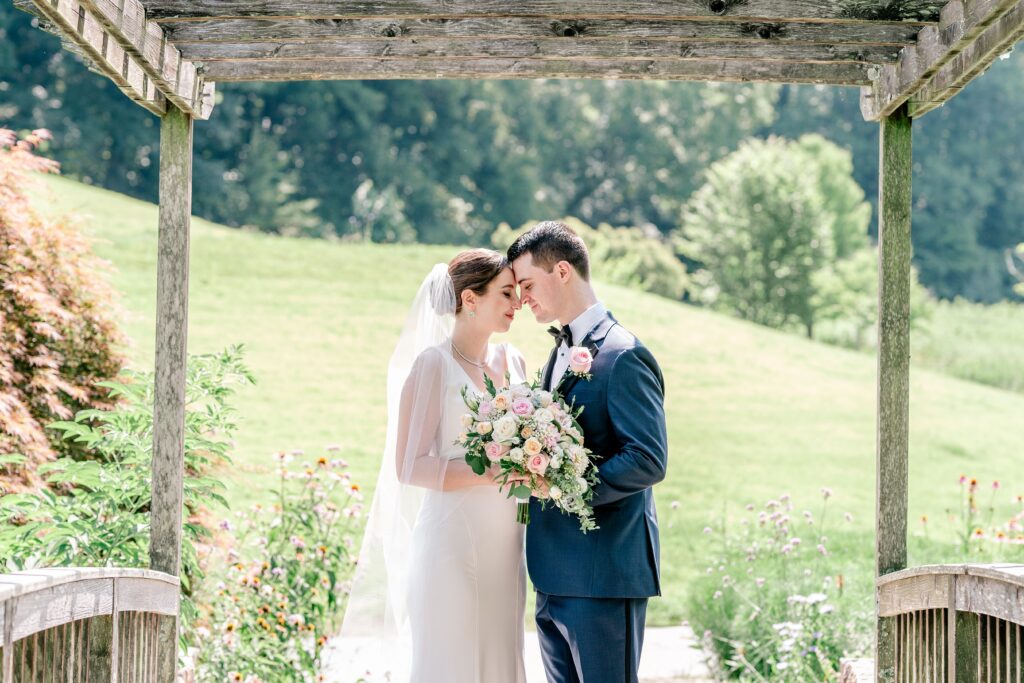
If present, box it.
[509,447,525,464]
[535,391,553,407]
[492,415,519,443]
[461,413,474,428]
[511,383,531,398]
[475,421,493,435]
[550,454,564,470]
[576,476,589,492]
[549,485,563,501]
[534,408,554,424]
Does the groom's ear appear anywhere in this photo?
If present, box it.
[555,260,574,283]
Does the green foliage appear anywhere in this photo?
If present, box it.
[811,246,933,350]
[911,298,1024,393]
[678,135,871,337]
[0,347,254,647]
[766,56,1024,302]
[348,179,416,243]
[192,451,363,681]
[493,217,689,299]
[0,128,126,485]
[687,490,872,680]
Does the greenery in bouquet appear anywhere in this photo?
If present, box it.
[457,373,601,532]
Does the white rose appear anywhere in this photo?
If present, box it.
[535,391,553,407]
[549,485,563,501]
[509,448,525,464]
[475,421,493,435]
[550,454,564,470]
[511,383,531,398]
[492,415,519,443]
[534,408,554,424]
[460,414,474,428]
[576,476,589,492]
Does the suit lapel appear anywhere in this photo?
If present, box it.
[555,312,618,397]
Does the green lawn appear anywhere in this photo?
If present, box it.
[43,175,1024,625]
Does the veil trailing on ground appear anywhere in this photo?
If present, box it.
[332,263,459,679]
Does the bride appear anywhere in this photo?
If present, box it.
[339,249,529,683]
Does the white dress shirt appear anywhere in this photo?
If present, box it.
[550,302,608,385]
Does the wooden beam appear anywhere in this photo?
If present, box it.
[22,0,214,119]
[181,38,901,63]
[874,102,912,683]
[26,0,166,115]
[77,0,214,119]
[199,56,877,84]
[164,17,926,45]
[910,0,1024,116]
[860,0,1021,120]
[145,0,943,22]
[150,104,192,585]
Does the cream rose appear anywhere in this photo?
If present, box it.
[523,437,543,457]
[474,421,492,435]
[492,415,518,443]
[534,408,554,424]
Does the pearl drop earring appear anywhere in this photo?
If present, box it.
[469,311,476,318]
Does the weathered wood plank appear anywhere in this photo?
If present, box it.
[164,17,927,45]
[956,574,1024,627]
[26,0,166,115]
[182,37,900,63]
[145,0,944,22]
[910,0,1024,116]
[860,0,1021,119]
[115,578,179,616]
[78,0,214,118]
[150,104,192,588]
[875,102,912,683]
[10,579,113,642]
[879,573,952,617]
[200,56,877,83]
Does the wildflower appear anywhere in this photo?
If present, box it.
[670,501,680,510]
[992,480,1000,490]
[702,526,712,534]
[817,544,828,556]
[844,512,853,522]
[713,591,722,600]
[820,487,833,499]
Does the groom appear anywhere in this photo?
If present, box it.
[508,221,668,683]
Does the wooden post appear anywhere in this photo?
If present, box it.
[150,102,192,682]
[875,102,912,683]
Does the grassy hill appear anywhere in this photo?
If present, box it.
[41,175,1024,625]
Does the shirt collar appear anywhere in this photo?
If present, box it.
[567,302,607,347]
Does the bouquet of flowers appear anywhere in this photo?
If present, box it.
[457,375,600,533]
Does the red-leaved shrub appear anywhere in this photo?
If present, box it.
[0,128,126,491]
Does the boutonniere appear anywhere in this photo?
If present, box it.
[567,345,595,381]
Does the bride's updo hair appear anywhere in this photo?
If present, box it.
[444,248,509,315]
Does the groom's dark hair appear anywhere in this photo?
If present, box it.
[507,221,590,281]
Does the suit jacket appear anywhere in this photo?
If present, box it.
[526,311,668,598]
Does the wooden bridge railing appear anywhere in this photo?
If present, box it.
[845,563,1024,682]
[0,567,179,682]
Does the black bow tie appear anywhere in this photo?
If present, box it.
[547,325,573,348]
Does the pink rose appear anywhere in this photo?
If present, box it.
[526,453,550,477]
[568,347,593,374]
[484,441,509,463]
[511,398,534,416]
[478,400,493,416]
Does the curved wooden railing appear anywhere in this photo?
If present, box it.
[0,567,179,681]
[844,563,1024,682]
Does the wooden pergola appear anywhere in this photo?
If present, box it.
[6,1,1024,680]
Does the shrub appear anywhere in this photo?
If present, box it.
[0,346,254,650]
[493,216,689,299]
[687,489,872,680]
[191,449,363,681]
[0,128,126,488]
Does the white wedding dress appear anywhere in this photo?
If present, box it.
[405,343,528,683]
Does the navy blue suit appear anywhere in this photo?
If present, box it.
[529,311,668,683]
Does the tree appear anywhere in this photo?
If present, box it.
[812,247,933,349]
[0,129,126,490]
[678,135,872,337]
